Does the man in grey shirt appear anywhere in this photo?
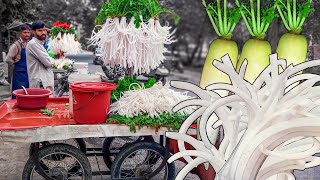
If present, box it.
[26,21,54,91]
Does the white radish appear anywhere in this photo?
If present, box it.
[89,16,175,75]
[166,54,320,180]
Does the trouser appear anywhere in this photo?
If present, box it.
[8,64,14,83]
[0,63,5,80]
[29,80,53,92]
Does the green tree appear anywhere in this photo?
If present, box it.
[36,0,105,48]
[0,0,40,62]
[162,0,214,66]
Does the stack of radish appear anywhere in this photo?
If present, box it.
[89,0,178,75]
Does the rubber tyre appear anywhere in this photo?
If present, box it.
[22,143,92,180]
[29,138,87,157]
[111,141,175,180]
[102,136,154,169]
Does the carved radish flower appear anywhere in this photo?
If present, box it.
[167,53,320,180]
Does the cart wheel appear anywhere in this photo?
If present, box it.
[29,138,87,157]
[22,143,92,180]
[102,136,154,169]
[111,141,174,180]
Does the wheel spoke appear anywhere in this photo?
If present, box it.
[27,145,90,180]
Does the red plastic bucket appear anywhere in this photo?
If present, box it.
[70,82,116,124]
[12,88,52,109]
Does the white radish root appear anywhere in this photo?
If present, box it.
[89,17,175,75]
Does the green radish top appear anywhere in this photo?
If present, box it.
[236,0,278,40]
[202,0,242,40]
[96,0,179,28]
[275,0,314,34]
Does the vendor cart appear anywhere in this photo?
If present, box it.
[0,97,178,180]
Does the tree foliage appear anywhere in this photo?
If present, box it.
[0,0,104,62]
[0,0,40,62]
[35,0,104,48]
[161,0,215,66]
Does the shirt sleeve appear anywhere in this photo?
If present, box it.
[4,44,19,65]
[27,43,53,68]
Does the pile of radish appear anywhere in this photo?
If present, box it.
[89,0,178,75]
[110,83,194,118]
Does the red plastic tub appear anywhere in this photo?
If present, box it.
[70,82,116,124]
[12,88,52,109]
[169,123,197,163]
[169,123,221,180]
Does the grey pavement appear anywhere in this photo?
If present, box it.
[0,85,10,104]
[0,85,10,96]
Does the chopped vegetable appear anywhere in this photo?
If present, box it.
[275,0,314,69]
[107,112,189,132]
[200,0,241,96]
[235,0,277,83]
[40,109,55,116]
[110,83,194,118]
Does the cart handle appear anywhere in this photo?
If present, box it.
[112,178,146,180]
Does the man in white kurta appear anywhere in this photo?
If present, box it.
[26,21,54,91]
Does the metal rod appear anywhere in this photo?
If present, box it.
[32,142,56,180]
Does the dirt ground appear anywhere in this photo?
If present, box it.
[0,141,30,179]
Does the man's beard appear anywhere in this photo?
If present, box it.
[37,34,46,41]
[22,36,30,41]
